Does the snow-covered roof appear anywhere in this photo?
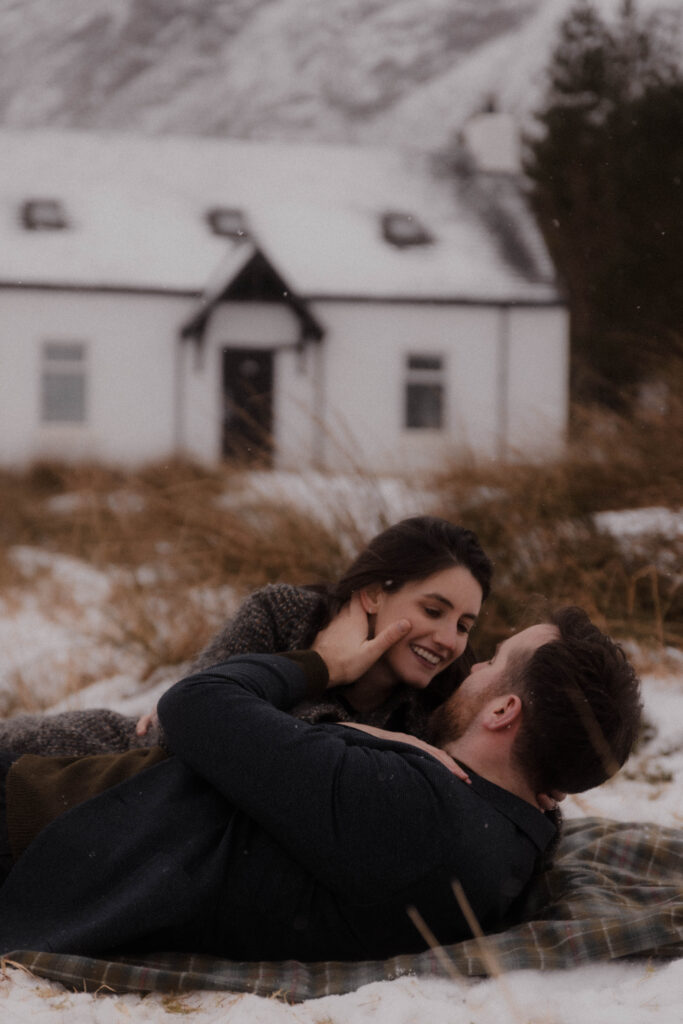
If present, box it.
[0,128,561,303]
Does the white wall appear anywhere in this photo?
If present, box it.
[505,306,569,458]
[0,289,193,466]
[306,301,569,474]
[0,290,568,473]
[161,298,567,474]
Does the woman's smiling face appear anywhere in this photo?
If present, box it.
[360,564,483,689]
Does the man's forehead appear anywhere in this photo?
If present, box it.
[503,623,559,655]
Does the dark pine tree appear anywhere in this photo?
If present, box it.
[524,0,683,408]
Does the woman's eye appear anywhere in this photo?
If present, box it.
[458,622,471,635]
[424,607,441,618]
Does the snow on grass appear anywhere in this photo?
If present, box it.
[594,507,683,543]
[217,469,439,544]
[593,506,683,596]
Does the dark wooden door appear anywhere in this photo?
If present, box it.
[221,348,273,463]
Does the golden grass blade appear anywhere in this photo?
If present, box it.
[405,905,462,981]
[451,880,526,1020]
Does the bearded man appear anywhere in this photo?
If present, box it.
[0,600,641,961]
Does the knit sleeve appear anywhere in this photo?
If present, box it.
[188,583,327,671]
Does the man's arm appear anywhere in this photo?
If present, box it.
[340,722,469,779]
[136,584,325,736]
[157,650,459,902]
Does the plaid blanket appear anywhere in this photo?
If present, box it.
[3,817,682,1001]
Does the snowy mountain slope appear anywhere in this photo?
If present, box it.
[352,0,682,148]
[0,0,678,150]
[0,0,536,140]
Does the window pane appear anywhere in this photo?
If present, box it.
[207,207,248,238]
[382,212,434,248]
[407,355,442,371]
[42,373,85,422]
[45,341,84,362]
[406,383,443,429]
[22,200,69,231]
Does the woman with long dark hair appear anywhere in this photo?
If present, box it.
[0,516,492,756]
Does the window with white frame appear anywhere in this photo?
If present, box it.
[21,199,69,231]
[405,354,445,429]
[41,341,87,423]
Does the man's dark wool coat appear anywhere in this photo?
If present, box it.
[0,653,555,960]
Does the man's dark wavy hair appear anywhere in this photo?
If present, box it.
[511,606,643,794]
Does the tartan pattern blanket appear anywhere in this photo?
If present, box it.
[3,817,682,1001]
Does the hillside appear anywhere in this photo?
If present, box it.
[0,0,678,151]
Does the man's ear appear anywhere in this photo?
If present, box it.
[483,694,522,732]
[359,585,384,615]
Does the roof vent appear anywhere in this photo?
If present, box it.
[381,211,434,249]
[206,207,249,240]
[21,199,69,231]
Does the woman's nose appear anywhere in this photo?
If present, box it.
[434,623,466,657]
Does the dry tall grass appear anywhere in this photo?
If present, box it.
[0,396,680,682]
[433,395,683,652]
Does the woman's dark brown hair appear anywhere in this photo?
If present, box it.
[314,516,493,706]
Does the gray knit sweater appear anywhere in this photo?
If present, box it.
[0,583,424,757]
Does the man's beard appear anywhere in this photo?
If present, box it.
[426,682,497,747]
[426,695,469,746]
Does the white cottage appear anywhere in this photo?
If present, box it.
[0,128,568,474]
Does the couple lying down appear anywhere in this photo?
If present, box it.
[0,516,642,964]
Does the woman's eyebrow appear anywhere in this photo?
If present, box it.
[424,593,479,622]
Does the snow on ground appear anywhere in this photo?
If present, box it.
[0,505,681,1021]
[594,507,683,569]
[594,507,683,541]
[2,958,683,1024]
[217,469,439,550]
